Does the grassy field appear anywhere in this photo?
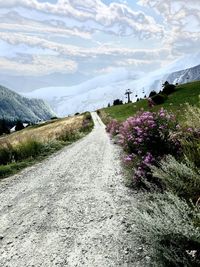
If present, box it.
[101,81,200,122]
[0,115,84,147]
[0,113,93,179]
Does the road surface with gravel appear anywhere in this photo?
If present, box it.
[0,112,143,267]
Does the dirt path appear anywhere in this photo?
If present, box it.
[0,112,141,267]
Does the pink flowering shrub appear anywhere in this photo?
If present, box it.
[106,119,120,136]
[119,108,181,186]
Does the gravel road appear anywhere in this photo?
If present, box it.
[0,112,142,267]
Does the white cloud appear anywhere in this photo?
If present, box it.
[0,32,170,59]
[0,0,199,83]
[0,55,78,76]
[0,8,92,39]
[166,29,200,55]
[0,0,163,37]
[138,0,200,30]
[138,0,200,56]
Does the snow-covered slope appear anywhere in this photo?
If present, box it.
[24,54,200,116]
[23,68,142,116]
[148,64,200,94]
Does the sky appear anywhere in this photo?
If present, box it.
[0,0,199,91]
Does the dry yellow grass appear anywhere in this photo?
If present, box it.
[0,115,84,147]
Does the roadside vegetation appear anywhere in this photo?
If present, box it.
[104,81,200,266]
[0,112,93,179]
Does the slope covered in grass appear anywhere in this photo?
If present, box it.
[102,81,200,122]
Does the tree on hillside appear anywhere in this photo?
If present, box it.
[149,91,157,98]
[113,99,123,106]
[162,81,176,95]
[15,120,24,131]
[0,119,10,135]
[163,81,169,87]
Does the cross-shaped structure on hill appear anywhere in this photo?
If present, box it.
[125,89,132,103]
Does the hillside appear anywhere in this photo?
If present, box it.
[24,62,200,116]
[0,115,84,147]
[0,85,56,122]
[101,81,200,122]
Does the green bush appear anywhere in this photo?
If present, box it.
[162,82,176,95]
[0,140,44,165]
[0,161,30,178]
[132,193,200,267]
[80,112,94,133]
[0,164,14,177]
[149,90,157,98]
[179,101,200,168]
[184,99,200,129]
[40,141,63,156]
[58,128,80,142]
[84,112,92,120]
[0,143,14,165]
[182,138,200,168]
[15,139,44,161]
[151,94,168,105]
[151,155,200,203]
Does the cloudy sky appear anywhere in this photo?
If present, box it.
[0,0,199,91]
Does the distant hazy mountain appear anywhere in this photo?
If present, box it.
[24,61,200,116]
[149,64,200,94]
[23,68,142,116]
[166,64,200,84]
[0,85,56,122]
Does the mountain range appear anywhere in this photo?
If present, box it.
[23,62,200,117]
[0,85,56,122]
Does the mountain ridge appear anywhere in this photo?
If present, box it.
[0,85,56,122]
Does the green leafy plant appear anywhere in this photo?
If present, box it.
[184,98,200,130]
[151,155,200,203]
[132,193,200,267]
[14,139,44,161]
[182,138,200,168]
[0,142,14,165]
[151,94,168,105]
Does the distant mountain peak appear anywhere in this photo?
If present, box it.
[0,85,56,122]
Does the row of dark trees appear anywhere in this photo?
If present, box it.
[0,119,25,136]
[148,81,176,105]
[0,119,10,135]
